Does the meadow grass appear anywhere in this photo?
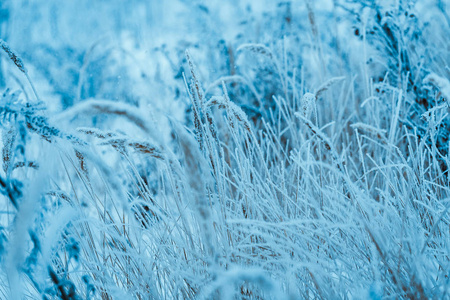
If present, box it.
[0,1,449,299]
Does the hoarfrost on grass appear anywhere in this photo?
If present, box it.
[0,0,449,299]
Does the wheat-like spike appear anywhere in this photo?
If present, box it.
[127,141,163,158]
[98,137,164,160]
[77,127,118,139]
[350,122,388,142]
[0,39,41,101]
[0,91,85,145]
[185,50,205,108]
[2,126,16,175]
[205,95,227,109]
[47,190,72,204]
[0,39,27,74]
[299,92,316,120]
[315,76,345,99]
[185,51,207,151]
[13,161,39,170]
[189,80,205,150]
[237,43,274,59]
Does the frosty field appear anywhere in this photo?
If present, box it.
[0,0,449,299]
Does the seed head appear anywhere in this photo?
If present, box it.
[0,39,27,74]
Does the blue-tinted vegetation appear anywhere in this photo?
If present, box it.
[0,0,449,299]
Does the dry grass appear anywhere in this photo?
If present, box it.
[0,1,449,299]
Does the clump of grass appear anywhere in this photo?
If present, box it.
[0,1,449,299]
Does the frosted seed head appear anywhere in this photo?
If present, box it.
[300,92,316,119]
[0,39,27,74]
